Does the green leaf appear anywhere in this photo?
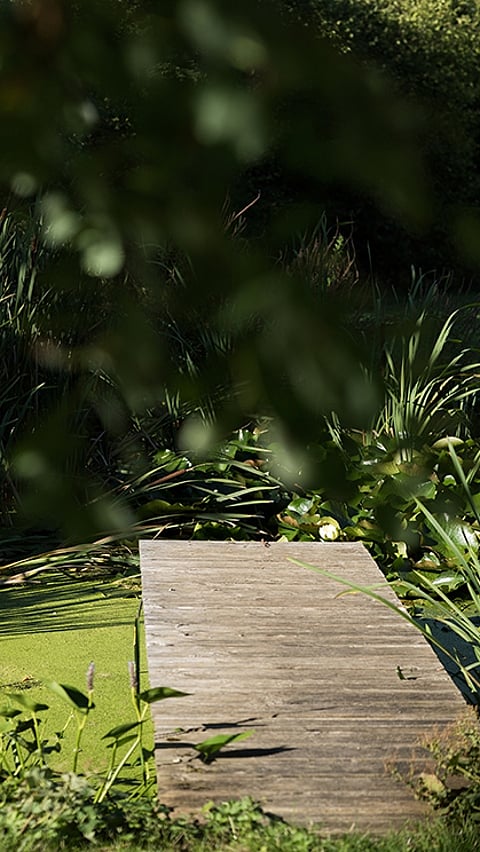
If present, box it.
[0,707,22,719]
[193,730,254,763]
[437,516,478,550]
[344,523,385,543]
[44,682,92,713]
[417,772,447,797]
[6,693,49,713]
[432,437,464,450]
[430,571,466,592]
[138,499,191,518]
[414,480,437,500]
[138,686,190,704]
[413,551,441,570]
[276,526,300,541]
[102,721,141,740]
[286,496,314,517]
[105,734,139,749]
[443,474,457,487]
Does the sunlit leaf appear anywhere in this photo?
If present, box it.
[286,497,314,517]
[105,734,139,749]
[430,571,465,592]
[138,686,190,704]
[6,693,49,714]
[0,706,22,719]
[193,730,254,763]
[102,721,141,740]
[437,517,478,551]
[44,682,92,714]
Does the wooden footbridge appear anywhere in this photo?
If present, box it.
[140,541,466,833]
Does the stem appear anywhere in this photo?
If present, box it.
[11,737,25,776]
[133,601,150,787]
[72,716,85,774]
[72,687,94,774]
[138,708,148,788]
[133,599,143,707]
[95,735,141,804]
[30,711,45,767]
[107,740,118,779]
[130,689,148,787]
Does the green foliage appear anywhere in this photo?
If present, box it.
[0,211,46,526]
[0,620,255,812]
[1,0,480,540]
[0,0,441,538]
[3,6,480,841]
[278,433,480,608]
[121,428,287,541]
[405,709,480,820]
[311,0,480,113]
[5,288,480,629]
[0,784,478,851]
[370,309,480,450]
[270,304,480,609]
[288,435,480,706]
[0,768,173,852]
[280,217,359,298]
[193,730,254,764]
[0,659,186,802]
[305,0,480,271]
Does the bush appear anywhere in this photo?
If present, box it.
[278,0,480,277]
[0,768,172,851]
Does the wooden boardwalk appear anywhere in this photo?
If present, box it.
[140,540,466,833]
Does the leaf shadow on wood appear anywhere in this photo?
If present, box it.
[156,740,295,760]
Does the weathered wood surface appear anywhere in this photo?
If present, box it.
[140,540,466,833]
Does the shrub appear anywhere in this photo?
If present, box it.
[284,0,480,276]
[399,709,480,819]
[0,768,172,852]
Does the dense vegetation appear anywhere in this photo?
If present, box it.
[298,0,480,276]
[1,0,480,848]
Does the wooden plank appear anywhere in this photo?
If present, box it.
[139,540,466,833]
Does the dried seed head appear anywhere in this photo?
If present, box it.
[86,661,95,692]
[128,660,137,690]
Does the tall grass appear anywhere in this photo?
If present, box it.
[0,211,47,526]
[279,215,359,297]
[371,309,480,456]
